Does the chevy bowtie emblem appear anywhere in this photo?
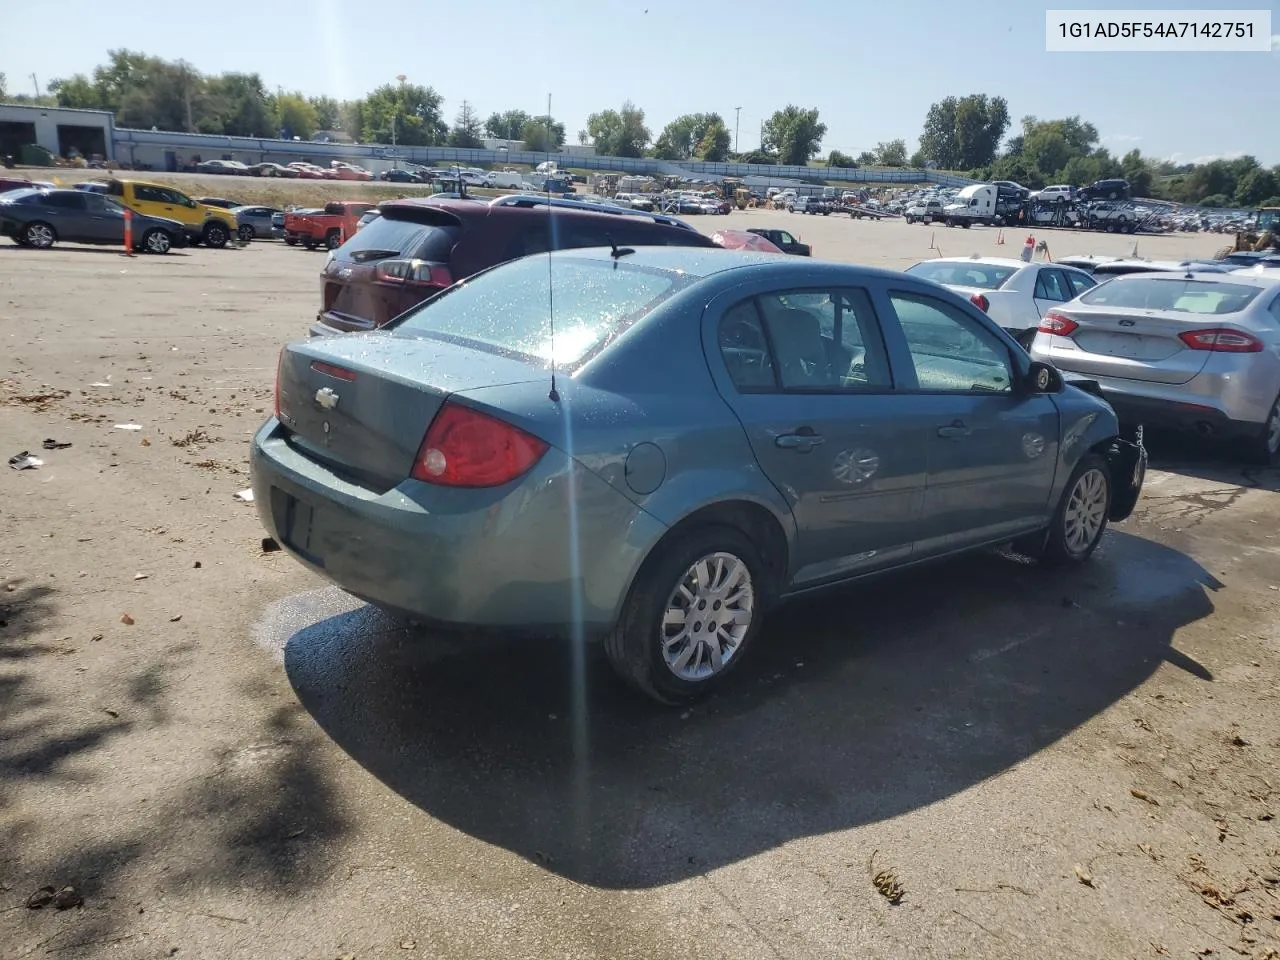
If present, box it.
[315,387,340,409]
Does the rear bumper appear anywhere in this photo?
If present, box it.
[249,418,662,634]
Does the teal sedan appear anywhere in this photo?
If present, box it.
[251,248,1146,704]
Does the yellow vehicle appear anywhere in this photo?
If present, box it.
[733,187,751,210]
[96,178,236,248]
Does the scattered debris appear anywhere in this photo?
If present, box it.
[134,573,149,581]
[172,429,218,448]
[8,451,43,470]
[261,537,280,553]
[41,439,72,450]
[88,382,112,388]
[193,561,202,569]
[120,613,135,625]
[1133,717,1153,731]
[25,886,56,909]
[90,634,103,642]
[1130,788,1160,806]
[169,615,182,623]
[400,940,417,950]
[233,488,254,503]
[869,850,904,904]
[140,437,151,447]
[1074,864,1095,888]
[1230,734,1251,747]
[113,423,142,431]
[103,709,119,718]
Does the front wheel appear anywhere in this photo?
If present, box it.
[1034,453,1112,566]
[284,237,297,246]
[203,222,229,248]
[141,228,172,254]
[604,525,767,704]
[237,224,255,241]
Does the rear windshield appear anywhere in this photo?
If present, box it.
[905,261,1016,290]
[334,214,459,264]
[389,255,689,367]
[1080,277,1263,314]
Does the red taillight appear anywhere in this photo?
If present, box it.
[374,258,454,290]
[1038,311,1079,337]
[969,293,989,312]
[1177,328,1263,353]
[410,402,549,488]
[310,360,357,381]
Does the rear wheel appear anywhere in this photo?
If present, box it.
[303,239,317,250]
[1240,394,1280,465]
[237,224,255,241]
[1032,453,1112,566]
[325,229,342,249]
[141,228,172,254]
[604,525,767,704]
[23,221,55,249]
[284,237,297,246]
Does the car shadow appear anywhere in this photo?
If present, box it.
[0,245,191,257]
[282,530,1217,890]
[1143,429,1280,492]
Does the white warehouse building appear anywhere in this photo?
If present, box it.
[0,103,116,163]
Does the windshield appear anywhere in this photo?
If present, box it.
[905,261,1017,290]
[1079,277,1264,314]
[389,255,688,367]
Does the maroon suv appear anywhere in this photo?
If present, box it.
[310,195,715,335]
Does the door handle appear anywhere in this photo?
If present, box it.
[776,432,825,450]
[937,421,971,439]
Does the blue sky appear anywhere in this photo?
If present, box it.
[3,0,1278,163]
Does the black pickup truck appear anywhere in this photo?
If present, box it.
[746,227,811,256]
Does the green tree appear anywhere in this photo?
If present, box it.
[206,72,272,137]
[918,94,1009,169]
[762,105,826,166]
[50,74,105,109]
[1121,149,1153,198]
[484,109,532,140]
[737,150,775,165]
[653,113,728,161]
[827,149,856,168]
[0,73,6,99]
[275,92,318,140]
[694,118,731,161]
[874,139,908,166]
[855,151,877,166]
[361,82,447,145]
[1236,167,1278,207]
[586,101,650,157]
[448,100,484,148]
[308,96,341,131]
[1200,194,1232,208]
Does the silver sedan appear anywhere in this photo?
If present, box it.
[230,205,283,242]
[1029,271,1280,463]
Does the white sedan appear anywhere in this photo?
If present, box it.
[904,256,1099,348]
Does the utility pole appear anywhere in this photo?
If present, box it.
[734,106,741,154]
[393,75,406,166]
[31,73,40,99]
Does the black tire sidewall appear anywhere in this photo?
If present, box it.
[610,524,768,703]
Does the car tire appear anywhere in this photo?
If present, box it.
[22,221,56,249]
[284,237,297,246]
[1034,453,1112,566]
[325,229,342,249]
[141,228,172,255]
[303,239,317,250]
[1240,394,1280,466]
[203,222,229,248]
[604,524,768,705]
[237,224,255,241]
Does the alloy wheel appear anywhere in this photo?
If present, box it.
[1063,468,1108,555]
[144,230,171,254]
[25,223,54,248]
[660,552,754,681]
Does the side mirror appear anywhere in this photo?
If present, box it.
[1025,360,1063,394]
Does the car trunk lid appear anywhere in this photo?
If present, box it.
[275,334,544,489]
[1042,308,1214,384]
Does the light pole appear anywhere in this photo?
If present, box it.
[734,106,741,154]
[392,74,406,167]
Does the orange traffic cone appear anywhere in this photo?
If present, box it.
[122,208,135,258]
[996,228,1005,245]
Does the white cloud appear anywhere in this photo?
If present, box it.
[1165,150,1245,165]
[1102,134,1142,144]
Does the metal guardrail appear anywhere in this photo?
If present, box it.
[111,127,981,188]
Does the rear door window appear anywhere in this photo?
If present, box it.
[1033,268,1071,302]
[44,192,86,210]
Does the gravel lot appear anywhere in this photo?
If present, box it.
[2,213,1279,960]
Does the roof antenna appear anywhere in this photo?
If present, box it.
[544,92,559,402]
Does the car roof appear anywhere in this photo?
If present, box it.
[1104,269,1280,288]
[916,256,1030,269]
[551,245,910,283]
